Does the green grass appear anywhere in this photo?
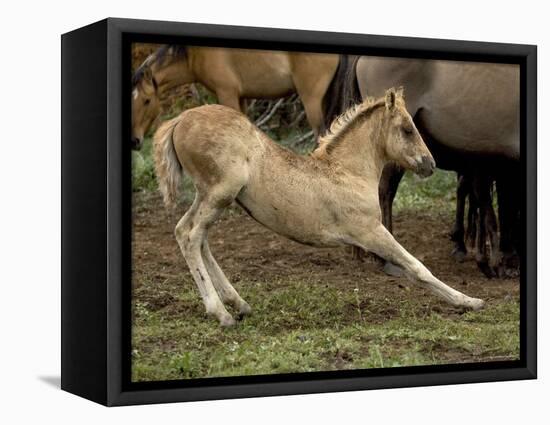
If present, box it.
[132,276,519,381]
[394,170,457,213]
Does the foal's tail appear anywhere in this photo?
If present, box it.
[153,117,183,211]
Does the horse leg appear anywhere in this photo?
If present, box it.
[201,240,252,319]
[216,88,242,112]
[239,98,250,113]
[378,164,405,276]
[296,91,323,138]
[174,194,236,327]
[496,173,520,277]
[485,189,501,276]
[466,189,478,250]
[472,174,497,278]
[379,164,405,234]
[351,224,484,310]
[450,173,469,262]
[293,66,336,138]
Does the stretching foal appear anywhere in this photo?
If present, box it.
[154,88,485,326]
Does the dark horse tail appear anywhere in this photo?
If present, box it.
[321,55,362,134]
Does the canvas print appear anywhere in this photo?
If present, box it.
[130,43,521,382]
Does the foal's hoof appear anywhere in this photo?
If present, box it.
[236,302,252,321]
[383,262,404,277]
[220,315,237,327]
[463,297,485,312]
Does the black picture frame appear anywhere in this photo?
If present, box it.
[61,17,537,406]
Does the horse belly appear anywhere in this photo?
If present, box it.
[419,63,520,160]
[236,180,341,248]
[233,50,295,98]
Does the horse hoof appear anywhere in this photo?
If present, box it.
[477,261,496,279]
[503,266,520,279]
[383,262,404,277]
[451,248,466,263]
[236,302,252,321]
[465,297,485,311]
[220,315,237,327]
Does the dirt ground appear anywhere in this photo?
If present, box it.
[131,191,520,381]
[133,191,518,310]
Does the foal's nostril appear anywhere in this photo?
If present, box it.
[419,156,435,177]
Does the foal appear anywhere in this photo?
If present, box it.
[154,88,485,326]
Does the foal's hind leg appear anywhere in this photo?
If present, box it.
[201,240,252,319]
[175,195,235,326]
[352,224,484,311]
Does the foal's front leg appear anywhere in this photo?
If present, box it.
[353,224,485,311]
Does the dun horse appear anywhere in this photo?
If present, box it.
[153,88,484,326]
[131,45,339,149]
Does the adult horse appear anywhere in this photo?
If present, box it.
[131,45,339,149]
[153,89,484,326]
[324,56,520,276]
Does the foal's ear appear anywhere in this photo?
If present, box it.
[396,86,404,98]
[385,88,397,111]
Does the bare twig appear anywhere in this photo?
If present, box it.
[293,130,315,146]
[251,100,272,124]
[255,98,285,127]
[246,99,257,114]
[287,110,306,128]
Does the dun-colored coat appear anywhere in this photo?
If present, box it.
[154,88,484,326]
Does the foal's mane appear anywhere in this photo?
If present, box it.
[314,97,385,156]
[132,44,188,87]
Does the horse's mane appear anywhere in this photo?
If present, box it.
[154,44,187,66]
[315,97,385,156]
[132,44,187,87]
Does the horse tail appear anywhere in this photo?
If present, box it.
[321,55,362,133]
[153,116,182,211]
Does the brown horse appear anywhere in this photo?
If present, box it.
[324,55,520,276]
[153,88,484,326]
[131,45,339,149]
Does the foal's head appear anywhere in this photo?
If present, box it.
[131,66,161,150]
[381,88,435,177]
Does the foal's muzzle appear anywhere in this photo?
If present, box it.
[131,137,143,151]
[416,156,436,177]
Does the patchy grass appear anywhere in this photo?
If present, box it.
[132,275,519,381]
[394,169,457,213]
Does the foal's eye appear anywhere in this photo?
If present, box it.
[402,126,414,135]
[144,99,151,106]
